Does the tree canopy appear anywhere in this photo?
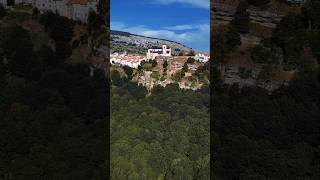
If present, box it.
[110,72,210,179]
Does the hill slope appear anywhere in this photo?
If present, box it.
[110,30,193,55]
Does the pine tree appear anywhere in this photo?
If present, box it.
[231,0,250,34]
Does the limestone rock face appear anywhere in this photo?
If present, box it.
[213,2,282,28]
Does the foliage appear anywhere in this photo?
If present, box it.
[32,7,39,19]
[187,57,195,64]
[212,4,320,179]
[226,27,241,50]
[181,62,189,76]
[123,66,133,79]
[247,0,270,6]
[97,0,108,25]
[151,59,158,67]
[151,71,160,80]
[0,4,6,19]
[212,69,320,179]
[6,0,14,6]
[87,10,101,32]
[0,22,107,179]
[163,60,168,69]
[110,76,210,179]
[7,11,30,22]
[305,30,320,63]
[196,62,210,83]
[173,70,182,82]
[0,24,34,77]
[250,43,281,65]
[271,8,320,70]
[238,67,252,79]
[231,0,250,33]
[301,0,320,29]
[39,11,74,42]
[54,41,72,63]
[160,75,166,81]
[212,27,241,64]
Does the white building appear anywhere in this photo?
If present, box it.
[67,0,97,22]
[194,53,210,63]
[146,45,171,60]
[0,0,98,22]
[110,52,147,69]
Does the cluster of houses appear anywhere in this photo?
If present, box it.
[146,45,210,62]
[110,45,210,69]
[110,52,146,69]
[0,0,98,22]
[194,53,210,63]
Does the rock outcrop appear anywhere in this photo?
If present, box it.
[213,2,283,28]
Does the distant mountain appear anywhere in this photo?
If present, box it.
[110,30,193,55]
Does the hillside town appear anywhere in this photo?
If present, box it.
[110,45,210,90]
[0,0,98,22]
[111,45,209,69]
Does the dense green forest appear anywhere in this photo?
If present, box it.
[0,6,107,180]
[212,70,320,179]
[110,71,210,179]
[212,0,320,179]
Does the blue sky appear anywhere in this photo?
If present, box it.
[111,0,210,51]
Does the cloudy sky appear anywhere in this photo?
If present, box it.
[111,0,210,51]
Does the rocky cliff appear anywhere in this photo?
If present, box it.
[213,2,283,28]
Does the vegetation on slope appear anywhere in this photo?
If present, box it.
[211,0,320,179]
[0,6,107,179]
[110,72,210,179]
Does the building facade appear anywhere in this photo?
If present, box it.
[147,45,172,60]
[110,52,146,69]
[194,53,210,63]
[0,0,98,22]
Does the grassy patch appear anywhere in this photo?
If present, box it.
[151,71,160,80]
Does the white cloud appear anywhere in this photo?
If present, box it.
[111,21,209,51]
[164,24,210,31]
[150,0,209,9]
[164,24,195,31]
[110,21,127,30]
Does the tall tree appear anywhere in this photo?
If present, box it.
[302,0,320,29]
[0,24,34,76]
[231,0,250,34]
[0,4,6,19]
